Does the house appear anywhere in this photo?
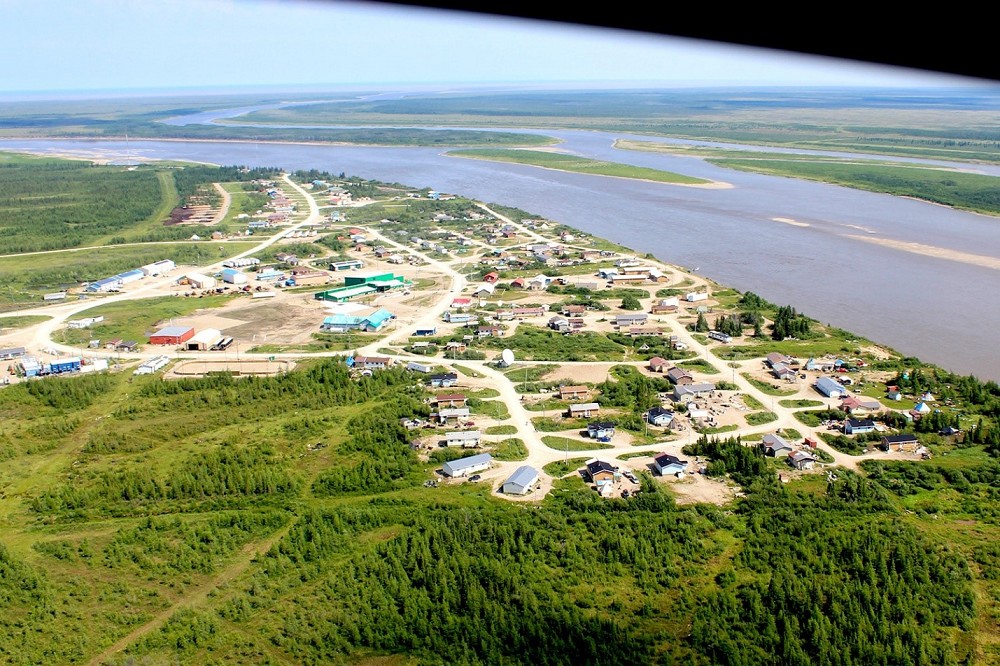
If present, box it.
[913,402,931,415]
[766,352,794,368]
[881,433,920,452]
[441,452,492,478]
[445,430,481,448]
[548,316,570,332]
[352,355,392,370]
[437,407,471,423]
[561,304,586,316]
[472,283,496,297]
[117,341,139,352]
[502,465,539,495]
[648,357,670,373]
[513,307,547,318]
[840,395,882,414]
[569,402,601,418]
[559,385,590,401]
[587,421,615,439]
[673,383,716,402]
[585,459,617,486]
[451,297,472,308]
[429,373,459,388]
[406,361,433,374]
[614,313,648,327]
[477,325,502,338]
[651,302,678,314]
[482,271,500,284]
[685,291,709,302]
[646,406,674,427]
[653,453,688,476]
[788,450,818,470]
[843,418,876,435]
[762,433,793,457]
[771,362,798,381]
[815,376,848,398]
[434,393,467,408]
[0,347,26,361]
[805,357,835,372]
[568,318,586,330]
[444,312,474,324]
[666,366,694,385]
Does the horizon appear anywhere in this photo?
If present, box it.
[2,0,987,97]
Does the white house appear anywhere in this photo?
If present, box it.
[653,453,688,476]
[445,430,481,448]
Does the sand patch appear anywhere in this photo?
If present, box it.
[846,234,1000,271]
[772,217,810,227]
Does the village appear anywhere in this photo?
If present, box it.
[0,172,954,506]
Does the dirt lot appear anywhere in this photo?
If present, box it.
[166,359,295,378]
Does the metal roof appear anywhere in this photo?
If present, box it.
[504,465,539,488]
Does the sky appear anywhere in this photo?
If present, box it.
[0,0,981,96]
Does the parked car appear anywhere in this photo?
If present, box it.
[468,474,482,482]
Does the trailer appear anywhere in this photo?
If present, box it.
[251,291,276,299]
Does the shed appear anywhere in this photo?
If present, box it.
[502,466,539,495]
[185,328,223,351]
[221,268,248,284]
[185,273,217,290]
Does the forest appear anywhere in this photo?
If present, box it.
[0,357,995,665]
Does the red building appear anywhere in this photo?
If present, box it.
[149,326,195,345]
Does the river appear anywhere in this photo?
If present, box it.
[2,125,999,380]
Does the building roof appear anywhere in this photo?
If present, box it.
[588,421,616,430]
[442,453,493,473]
[654,453,687,468]
[152,325,193,338]
[586,459,615,476]
[446,430,481,441]
[504,465,539,489]
[847,418,876,428]
[762,433,792,451]
[365,308,394,327]
[570,402,601,412]
[789,451,816,463]
[882,433,919,443]
[435,393,467,402]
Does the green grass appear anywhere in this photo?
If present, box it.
[542,457,590,477]
[741,374,798,396]
[452,364,483,378]
[779,399,825,408]
[541,436,612,451]
[484,425,517,435]
[448,149,711,185]
[0,315,50,330]
[697,424,739,435]
[491,438,528,461]
[503,363,559,382]
[50,294,234,346]
[780,428,803,440]
[677,358,720,374]
[742,394,765,410]
[745,412,778,426]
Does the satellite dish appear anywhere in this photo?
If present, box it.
[501,349,515,365]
